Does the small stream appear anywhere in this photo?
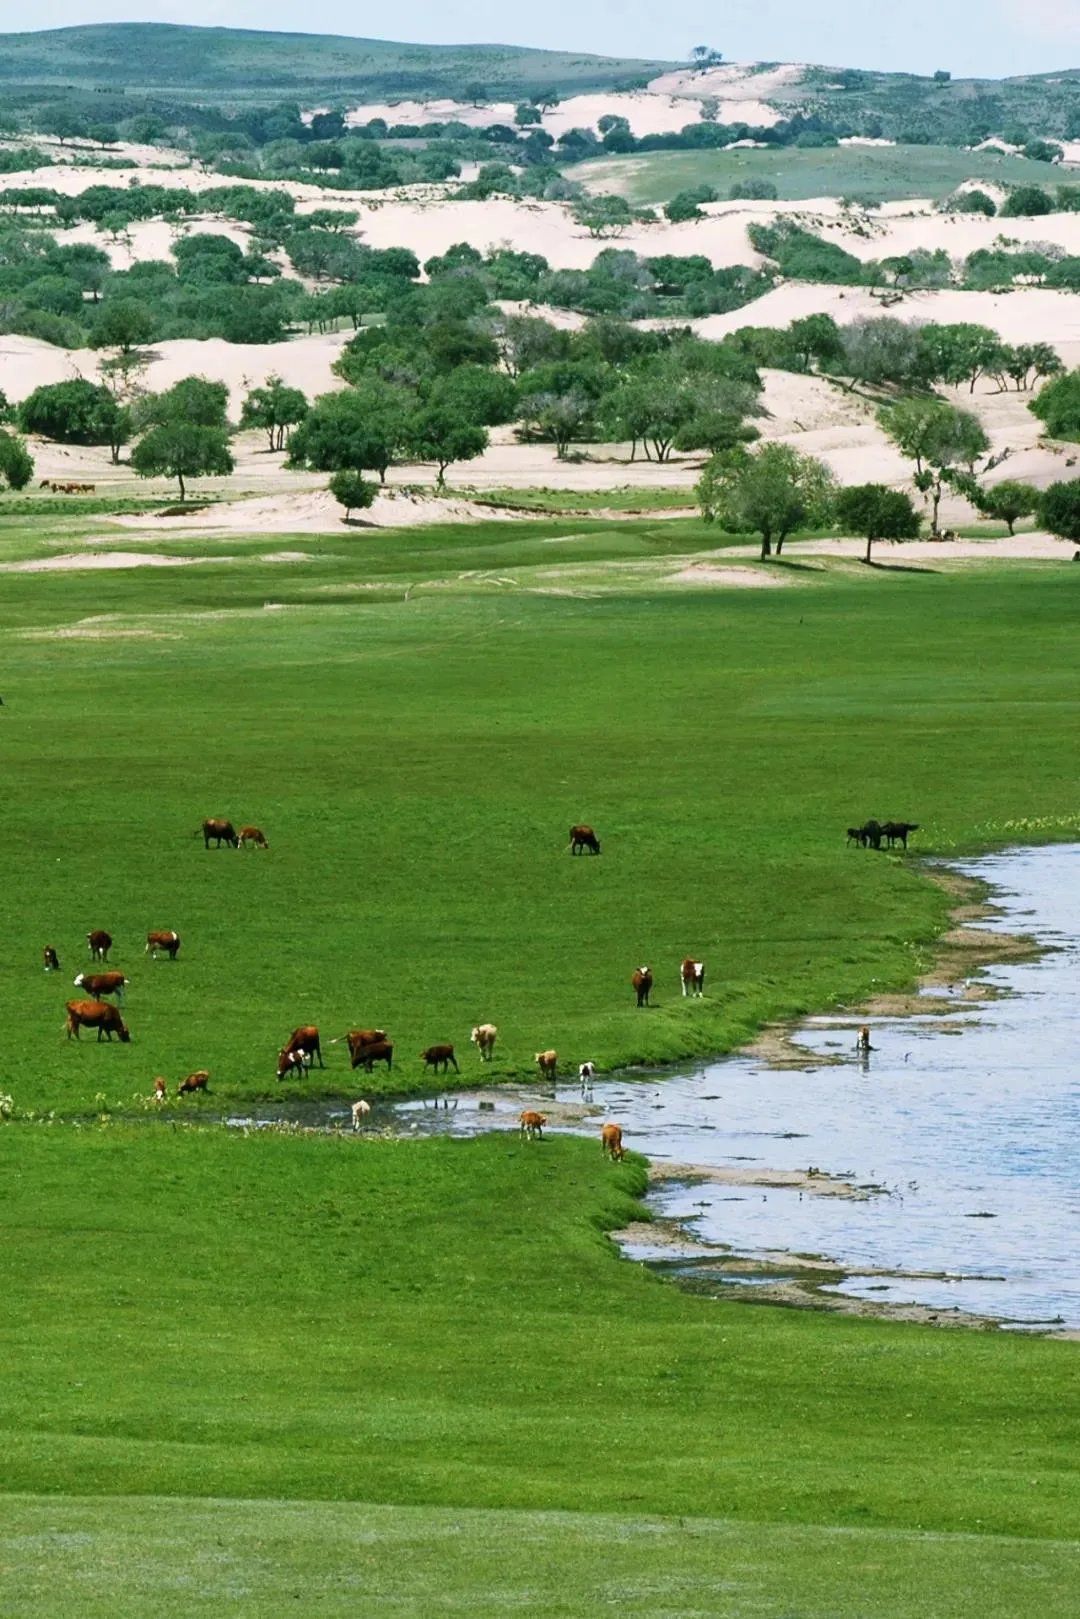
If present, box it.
[233,845,1080,1331]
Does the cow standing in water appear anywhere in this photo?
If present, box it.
[632,967,653,1008]
[569,825,601,856]
[680,959,705,998]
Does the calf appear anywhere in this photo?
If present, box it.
[470,1023,497,1061]
[74,971,128,1002]
[276,1046,310,1081]
[153,1076,168,1102]
[680,959,705,998]
[856,1026,872,1055]
[346,1029,388,1069]
[632,966,653,1008]
[87,929,113,962]
[846,826,867,847]
[65,999,130,1043]
[519,1110,547,1139]
[237,825,269,850]
[569,824,601,856]
[285,1025,323,1068]
[422,1044,459,1074]
[535,1049,558,1079]
[579,1060,596,1086]
[178,1069,209,1095]
[146,930,181,960]
[42,946,60,972]
[351,1098,371,1130]
[601,1122,625,1161]
[352,1039,393,1073]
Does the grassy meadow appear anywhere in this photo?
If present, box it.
[2,505,1080,1612]
[579,142,1079,205]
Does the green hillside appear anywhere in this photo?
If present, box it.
[0,22,675,102]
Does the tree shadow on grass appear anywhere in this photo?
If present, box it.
[860,559,940,575]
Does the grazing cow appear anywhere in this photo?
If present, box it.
[535,1049,558,1079]
[285,1025,323,1068]
[569,824,601,856]
[352,1040,393,1073]
[470,1023,498,1061]
[87,929,113,962]
[42,946,60,972]
[601,1122,625,1161]
[65,1000,130,1042]
[519,1110,547,1139]
[351,1098,371,1129]
[680,959,705,998]
[346,1029,388,1068]
[632,966,653,1008]
[153,1076,168,1101]
[856,1026,872,1054]
[73,970,128,1002]
[237,825,269,850]
[178,1069,209,1095]
[199,818,238,849]
[852,819,884,851]
[422,1044,459,1074]
[145,930,181,960]
[276,1046,310,1081]
[883,821,919,850]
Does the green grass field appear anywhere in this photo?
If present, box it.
[579,143,1079,206]
[2,508,1079,1612]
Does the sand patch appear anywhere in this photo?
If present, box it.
[0,551,229,573]
[664,563,790,587]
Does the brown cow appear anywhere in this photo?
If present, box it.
[199,818,238,849]
[285,1025,323,1068]
[73,971,128,1002]
[178,1070,210,1095]
[352,1039,393,1073]
[153,1076,168,1101]
[535,1049,558,1079]
[422,1044,459,1074]
[66,1000,130,1042]
[680,959,705,998]
[569,824,601,856]
[856,1026,872,1054]
[42,946,60,972]
[632,966,653,1008]
[346,1029,389,1069]
[519,1110,547,1139]
[146,930,181,960]
[237,826,269,850]
[601,1122,625,1161]
[87,930,113,962]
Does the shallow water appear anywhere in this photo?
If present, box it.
[390,844,1080,1328]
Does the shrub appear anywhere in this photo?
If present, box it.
[664,186,717,222]
[328,469,377,518]
[1001,185,1054,217]
[943,188,997,216]
[1038,479,1080,541]
[729,179,779,201]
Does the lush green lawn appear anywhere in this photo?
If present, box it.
[0,1127,1078,1617]
[579,143,1079,206]
[2,515,1079,1612]
[1,511,1078,1117]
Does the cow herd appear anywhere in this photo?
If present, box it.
[847,820,920,851]
[54,928,183,1050]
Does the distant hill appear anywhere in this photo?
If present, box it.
[0,22,677,102]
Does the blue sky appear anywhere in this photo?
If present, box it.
[19,0,1080,78]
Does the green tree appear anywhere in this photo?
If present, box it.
[697,443,835,558]
[835,483,921,563]
[969,479,1040,535]
[943,188,996,217]
[328,469,377,519]
[287,381,415,484]
[1039,479,1080,541]
[788,313,844,372]
[879,398,990,534]
[239,376,309,451]
[406,405,488,488]
[143,376,230,431]
[91,298,155,353]
[1030,369,1080,438]
[515,104,542,127]
[130,423,233,500]
[1001,185,1054,217]
[918,323,1006,391]
[18,380,118,445]
[664,186,717,223]
[841,316,927,389]
[0,428,33,490]
[572,194,634,239]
